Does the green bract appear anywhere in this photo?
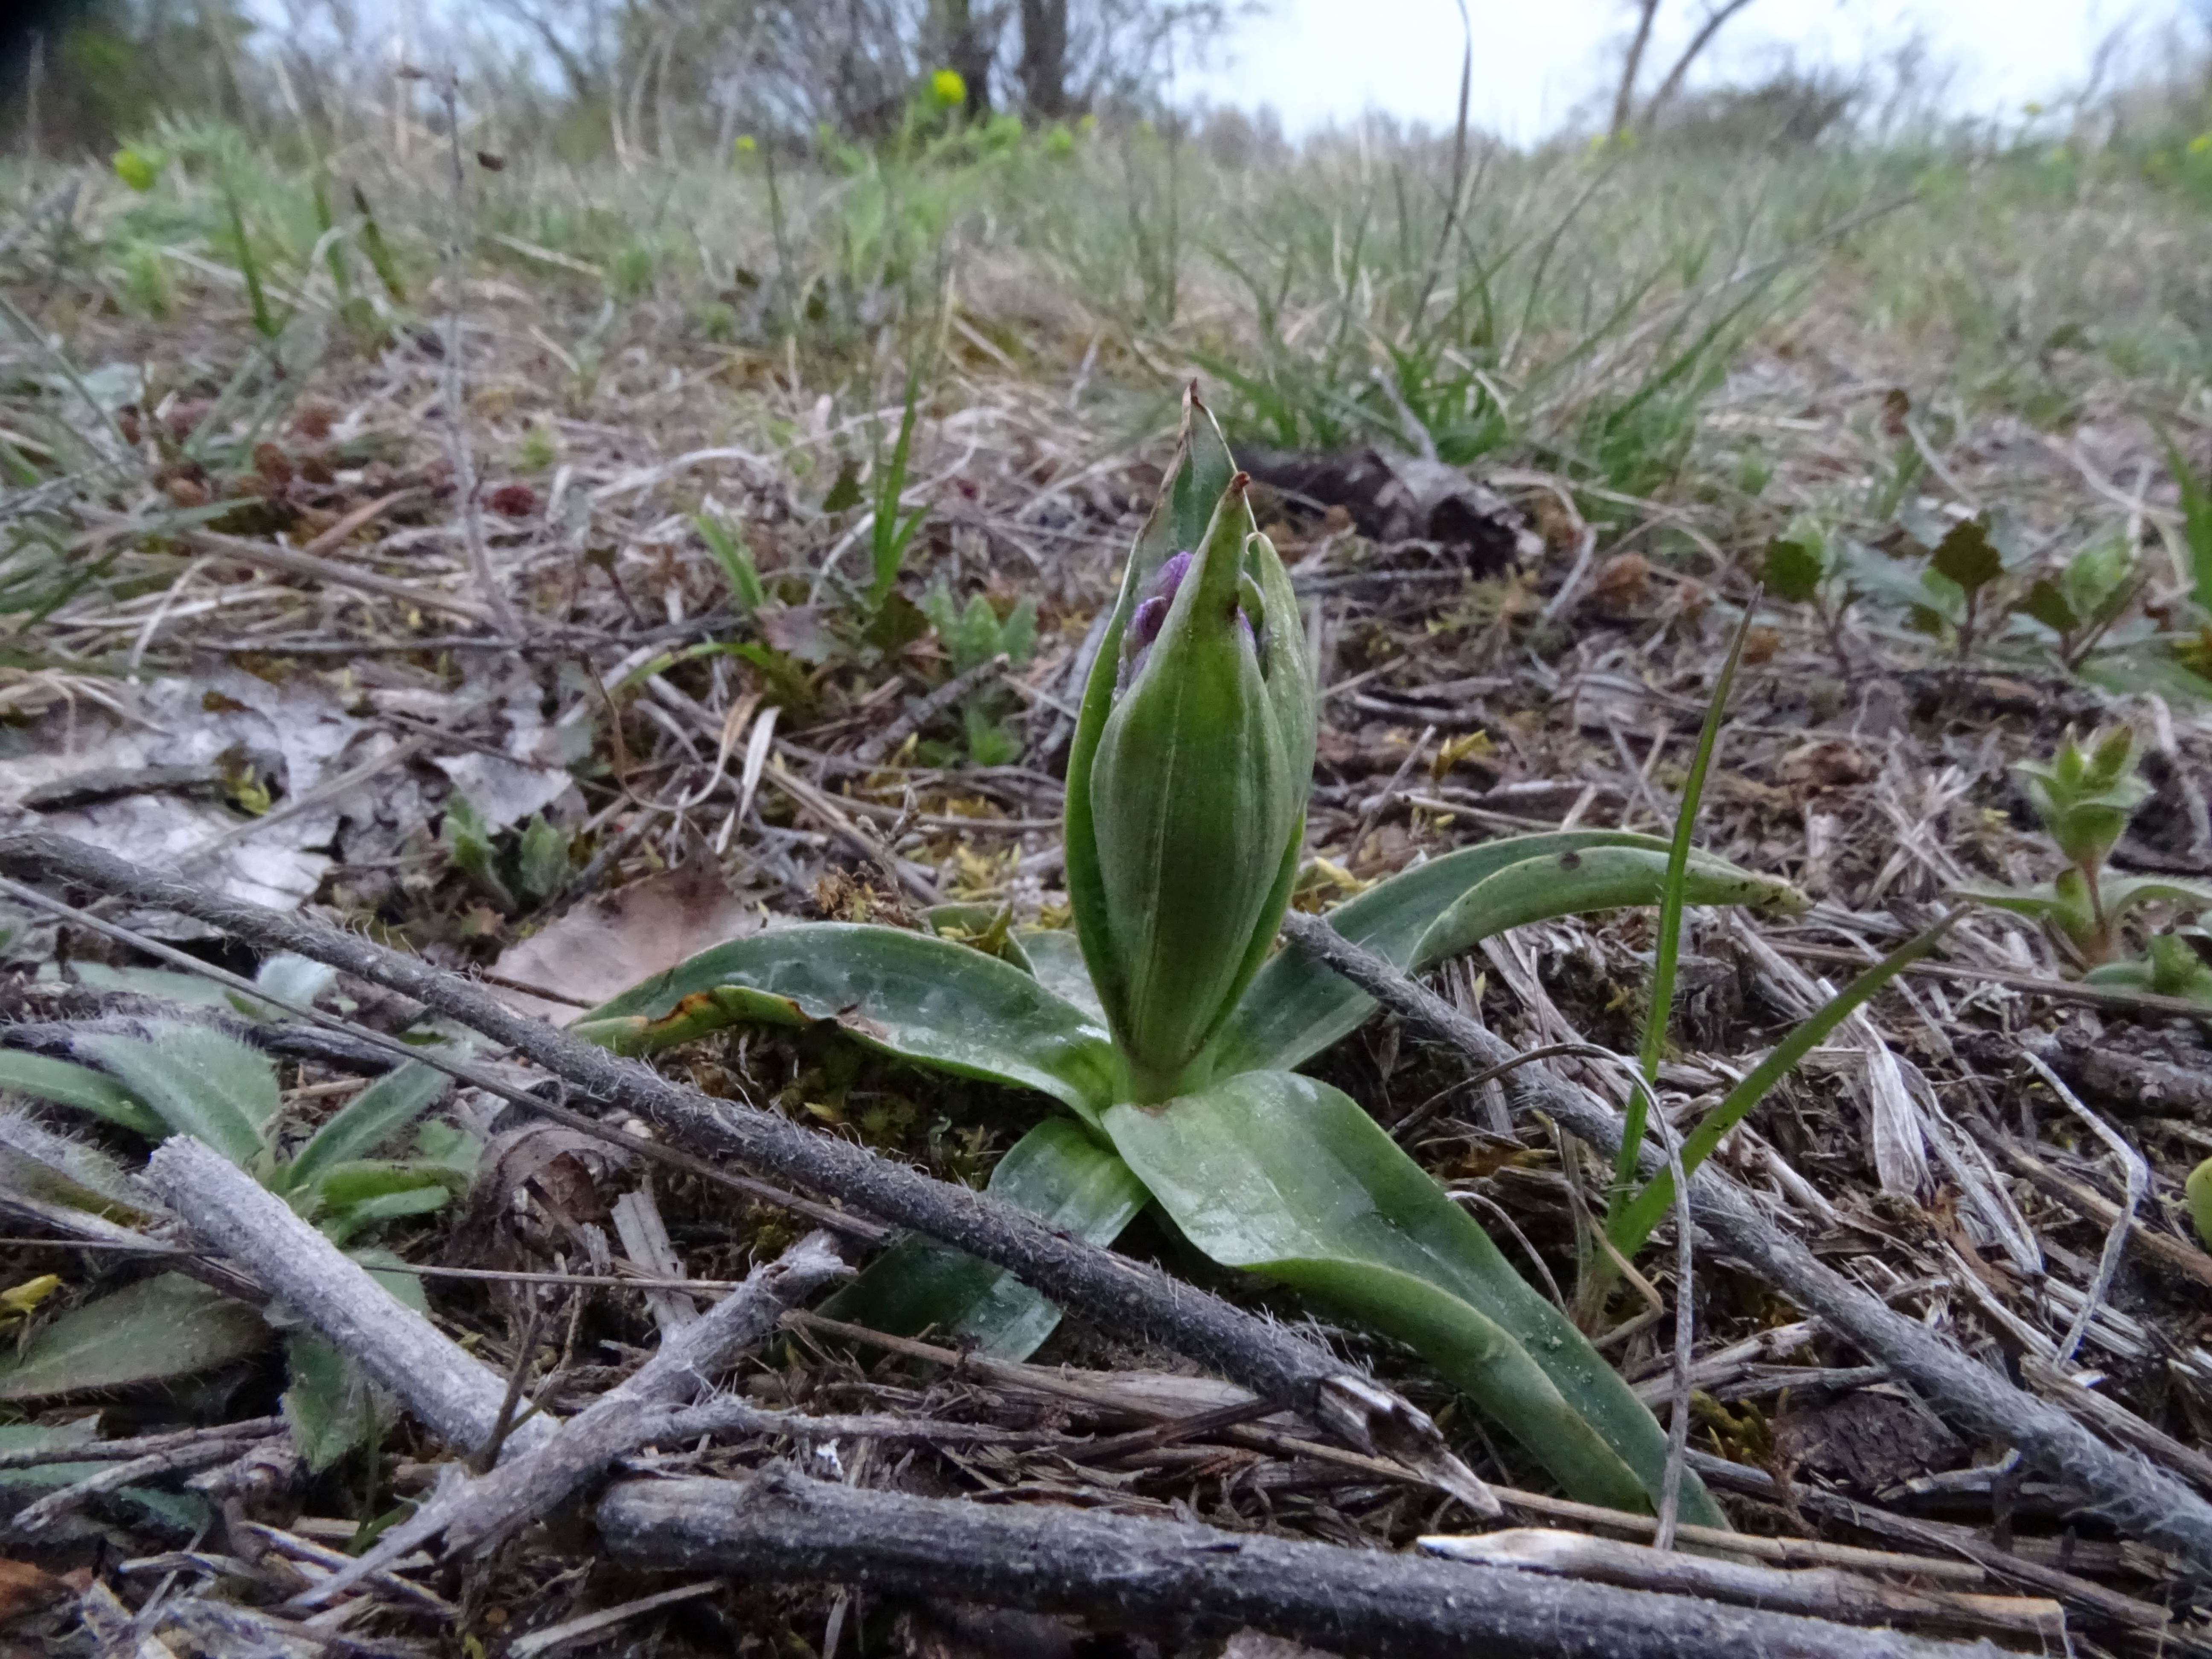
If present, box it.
[1074,460,1314,1097]
[579,385,1812,1523]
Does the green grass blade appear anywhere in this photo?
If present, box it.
[696,512,765,613]
[1618,598,1760,1206]
[868,366,924,612]
[1610,915,1959,1258]
[2155,422,2212,606]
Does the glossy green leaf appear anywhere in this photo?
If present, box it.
[0,1050,166,1138]
[73,1023,279,1168]
[1104,1071,1724,1523]
[0,1273,269,1400]
[1016,930,1106,1025]
[825,1118,1148,1358]
[285,1062,451,1195]
[1209,832,1801,1079]
[573,923,1121,1121]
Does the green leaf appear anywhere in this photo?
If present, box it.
[2189,1156,2212,1250]
[2156,423,2212,605]
[0,1050,167,1138]
[1930,517,2002,594]
[0,1274,269,1400]
[1016,930,1106,1025]
[69,960,236,1010]
[0,1109,143,1216]
[573,923,1121,1121]
[286,1062,453,1196]
[73,1023,280,1167]
[441,795,515,911]
[284,1330,379,1472]
[825,1118,1149,1358]
[515,815,570,903]
[2021,577,2080,635]
[1761,535,1825,605]
[821,460,864,514]
[1209,832,1801,1079]
[1622,607,1757,1209]
[1103,1071,1722,1523]
[696,511,765,613]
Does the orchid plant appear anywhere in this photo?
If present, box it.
[577,389,1805,1521]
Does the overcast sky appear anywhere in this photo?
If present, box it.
[1187,0,2186,140]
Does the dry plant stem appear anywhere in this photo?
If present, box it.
[1274,907,2212,1575]
[852,651,1009,765]
[2017,1048,2149,1365]
[6,1432,287,1539]
[181,528,498,626]
[1417,1529,2060,1644]
[0,1182,268,1305]
[596,1471,1987,1659]
[788,1311,1988,1582]
[437,71,521,642]
[288,1232,849,1610]
[141,1137,561,1461]
[0,1417,283,1471]
[0,833,1467,1490]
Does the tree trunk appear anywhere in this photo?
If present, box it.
[1608,0,1661,141]
[935,0,997,117]
[1019,0,1070,120]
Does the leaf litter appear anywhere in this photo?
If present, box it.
[8,133,2212,1659]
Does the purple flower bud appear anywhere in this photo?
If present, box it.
[1153,550,1193,602]
[1132,594,1170,646]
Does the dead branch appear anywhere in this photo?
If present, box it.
[141,1136,562,1461]
[288,1231,849,1608]
[596,1469,1997,1659]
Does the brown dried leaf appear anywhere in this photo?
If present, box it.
[492,846,755,1024]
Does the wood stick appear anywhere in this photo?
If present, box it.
[0,830,1480,1502]
[1417,1529,2061,1643]
[1275,907,2212,1577]
[141,1138,560,1461]
[596,1471,1992,1659]
[287,1232,849,1609]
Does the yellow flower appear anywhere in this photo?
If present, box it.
[734,134,757,154]
[2023,100,2044,117]
[2190,132,2212,157]
[931,68,966,108]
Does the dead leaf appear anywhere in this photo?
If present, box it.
[492,842,754,1023]
[1772,1388,1963,1491]
[0,1559,66,1623]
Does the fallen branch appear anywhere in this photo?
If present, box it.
[141,1137,561,1461]
[1275,907,2212,1576]
[1419,1528,2059,1644]
[289,1231,849,1608]
[3,830,1478,1497]
[596,1470,1989,1659]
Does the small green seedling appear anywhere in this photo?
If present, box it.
[442,797,573,914]
[572,389,1811,1525]
[920,582,1039,764]
[1961,727,2212,985]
